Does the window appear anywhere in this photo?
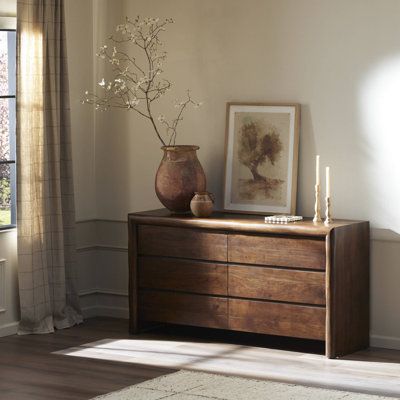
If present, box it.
[0,29,16,228]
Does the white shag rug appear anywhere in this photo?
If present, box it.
[92,370,393,400]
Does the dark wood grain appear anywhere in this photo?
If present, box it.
[228,234,325,270]
[138,225,227,262]
[129,208,363,237]
[229,298,326,340]
[139,291,228,329]
[0,318,174,400]
[229,265,326,305]
[326,222,370,358]
[139,256,228,295]
[128,220,139,333]
[129,209,370,358]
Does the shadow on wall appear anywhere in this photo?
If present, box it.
[295,104,317,217]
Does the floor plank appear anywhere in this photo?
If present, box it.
[0,318,175,400]
[3,318,400,399]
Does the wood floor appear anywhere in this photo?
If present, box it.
[2,318,400,399]
[0,318,175,400]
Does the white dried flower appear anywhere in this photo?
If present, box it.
[83,15,201,146]
[128,98,140,108]
[116,24,130,34]
[96,45,108,59]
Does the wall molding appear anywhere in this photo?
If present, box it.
[76,218,127,224]
[0,321,18,337]
[82,305,129,319]
[370,334,400,351]
[79,288,128,297]
[76,245,128,253]
[0,17,16,30]
[0,227,17,235]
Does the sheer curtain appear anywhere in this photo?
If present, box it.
[16,0,82,334]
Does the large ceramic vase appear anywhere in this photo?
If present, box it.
[155,145,206,213]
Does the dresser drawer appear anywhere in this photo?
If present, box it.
[228,234,325,270]
[229,265,325,305]
[139,291,228,329]
[139,256,228,296]
[229,298,325,340]
[138,225,227,262]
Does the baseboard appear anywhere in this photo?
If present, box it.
[79,290,129,319]
[0,321,18,337]
[370,334,400,350]
[82,305,129,319]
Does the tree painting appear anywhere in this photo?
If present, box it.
[237,120,283,200]
[238,121,282,181]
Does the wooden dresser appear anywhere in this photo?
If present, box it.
[128,209,369,358]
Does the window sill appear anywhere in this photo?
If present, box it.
[0,226,17,233]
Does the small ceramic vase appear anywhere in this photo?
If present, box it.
[190,191,214,218]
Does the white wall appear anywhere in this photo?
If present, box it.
[0,0,16,17]
[65,0,96,221]
[92,0,400,227]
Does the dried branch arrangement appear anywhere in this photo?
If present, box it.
[83,16,202,146]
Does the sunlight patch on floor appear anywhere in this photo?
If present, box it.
[54,338,400,397]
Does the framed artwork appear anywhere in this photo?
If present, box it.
[223,102,300,215]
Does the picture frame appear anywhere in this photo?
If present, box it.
[223,102,300,215]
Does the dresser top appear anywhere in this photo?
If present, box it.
[129,209,368,237]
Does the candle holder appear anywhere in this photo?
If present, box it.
[325,196,333,225]
[313,184,322,223]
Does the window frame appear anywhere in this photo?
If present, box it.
[0,28,17,230]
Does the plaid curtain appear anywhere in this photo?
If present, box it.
[16,0,82,334]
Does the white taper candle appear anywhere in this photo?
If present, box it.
[326,166,330,197]
[316,155,320,186]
